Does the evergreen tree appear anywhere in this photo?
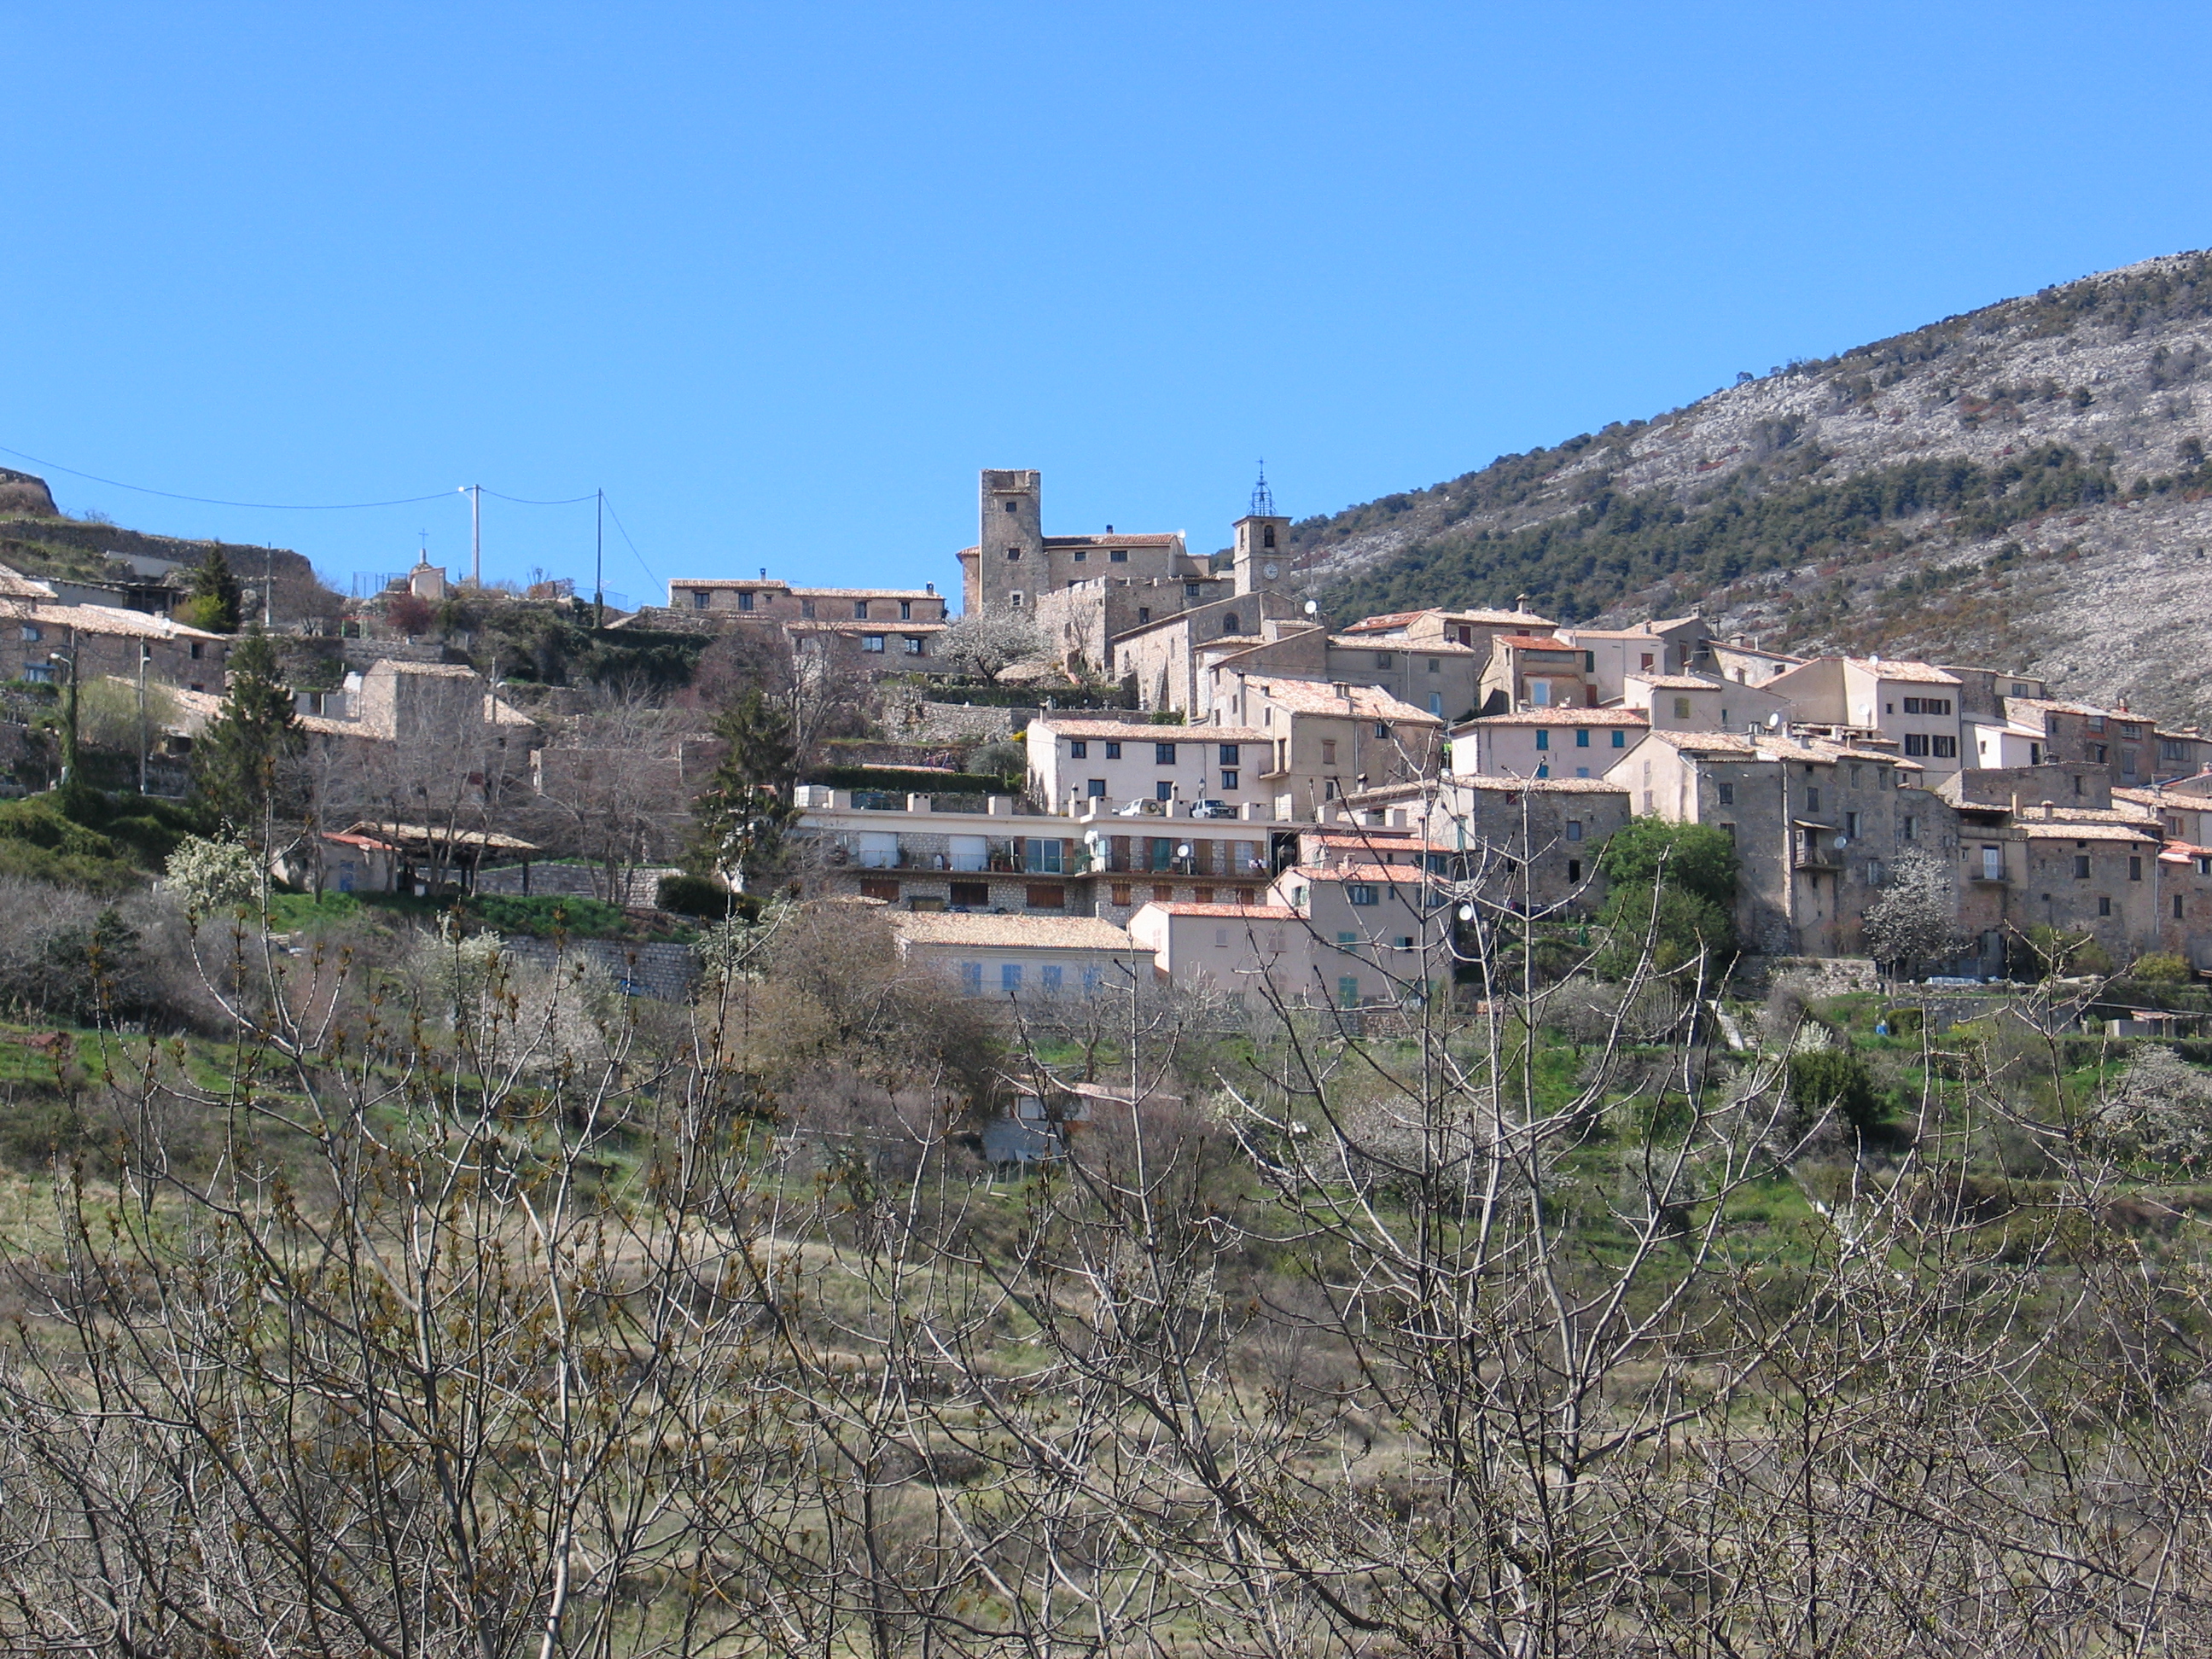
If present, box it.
[184,545,243,634]
[685,686,798,889]
[191,632,303,846]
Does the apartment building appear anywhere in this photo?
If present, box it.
[0,596,230,694]
[1479,633,1593,713]
[888,909,1149,1001]
[1025,717,1270,815]
[1124,901,1306,1010]
[1450,707,1648,778]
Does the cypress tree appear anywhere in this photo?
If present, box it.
[184,546,243,634]
[191,632,304,845]
[685,687,798,889]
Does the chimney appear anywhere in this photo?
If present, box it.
[925,581,935,595]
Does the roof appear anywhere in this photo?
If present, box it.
[0,600,224,642]
[347,821,541,853]
[1494,634,1578,652]
[1847,659,1961,685]
[1631,673,1721,690]
[2017,823,2161,843]
[164,684,362,739]
[1451,774,1632,795]
[1562,627,1666,640]
[1033,719,1268,742]
[1043,533,1184,549]
[1287,862,1433,884]
[1140,903,1298,919]
[1326,635,1480,655]
[1634,729,1759,756]
[889,912,1141,952]
[1252,679,1441,723]
[1457,707,1647,728]
[0,564,56,601]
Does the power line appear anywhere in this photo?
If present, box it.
[600,496,658,588]
[0,442,453,511]
[480,487,598,506]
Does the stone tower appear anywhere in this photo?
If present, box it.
[1231,468,1290,598]
[975,469,1045,612]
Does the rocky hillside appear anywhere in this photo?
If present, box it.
[1300,251,2212,723]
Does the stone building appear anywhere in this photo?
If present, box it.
[0,596,230,694]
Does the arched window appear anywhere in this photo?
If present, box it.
[1221,613,1240,634]
[1262,525,1276,549]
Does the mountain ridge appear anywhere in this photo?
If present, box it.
[1298,249,2212,722]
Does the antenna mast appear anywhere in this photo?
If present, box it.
[1251,461,1274,518]
[595,489,605,629]
[461,484,481,585]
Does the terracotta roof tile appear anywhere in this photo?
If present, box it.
[890,912,1141,952]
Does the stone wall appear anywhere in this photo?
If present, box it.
[501,934,698,1000]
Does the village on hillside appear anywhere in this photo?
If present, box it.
[11,463,2203,1028]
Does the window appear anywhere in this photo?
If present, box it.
[1427,657,1440,672]
[862,635,886,653]
[1104,741,1122,760]
[189,642,204,660]
[1070,740,1088,758]
[1155,782,1173,802]
[1375,722,1389,738]
[1348,884,1378,905]
[691,590,709,609]
[1185,582,1202,597]
[1394,936,1414,951]
[950,881,989,906]
[2098,895,2112,917]
[1025,839,1063,874]
[1566,820,1584,841]
[1570,729,1588,748]
[2091,743,2108,763]
[1807,786,1820,813]
[1010,591,1024,608]
[1137,607,1150,624]
[2074,855,2092,879]
[1262,524,1276,548]
[1902,733,1930,756]
[1535,731,1550,751]
[1220,771,1239,790]
[1844,811,1860,837]
[1850,765,1862,787]
[1149,838,1174,870]
[1321,740,1336,765]
[902,636,925,655]
[1901,696,1953,715]
[1529,680,1551,707]
[1002,963,1024,991]
[15,626,35,643]
[1673,696,1692,720]
[2089,715,2107,733]
[1567,858,1582,882]
[1222,613,1240,634]
[1717,783,1735,806]
[801,598,816,618]
[2179,894,2188,920]
[1640,653,1655,671]
[1041,964,1063,992]
[1429,693,1443,714]
[1931,736,1958,759]
[1026,885,1065,909]
[1611,731,1626,748]
[1004,499,1019,514]
[738,590,754,612]
[1375,652,1394,668]
[859,877,900,902]
[899,599,912,620]
[1087,777,1107,797]
[2123,722,2144,739]
[1005,548,1021,562]
[1109,549,1128,563]
[852,600,870,620]
[1214,928,1230,948]
[1110,882,1131,905]
[1155,742,1177,765]
[2131,855,2144,882]
[1337,976,1361,1007]
[960,962,983,994]
[1218,743,1240,766]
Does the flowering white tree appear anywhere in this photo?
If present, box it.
[1861,846,1963,972]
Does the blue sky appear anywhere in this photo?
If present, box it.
[4,2,2209,603]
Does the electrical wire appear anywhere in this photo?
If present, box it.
[479,487,598,506]
[0,442,455,510]
[600,496,658,587]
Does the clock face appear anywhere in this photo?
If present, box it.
[1262,562,1279,579]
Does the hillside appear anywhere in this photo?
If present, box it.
[1301,250,2212,723]
[0,476,341,626]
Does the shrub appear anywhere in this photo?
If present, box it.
[164,835,260,919]
[659,872,736,918]
[1785,1048,1889,1133]
[2132,951,2192,985]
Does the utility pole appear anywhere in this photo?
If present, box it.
[594,489,605,630]
[461,484,481,585]
[137,643,148,796]
[265,544,274,630]
[56,641,78,791]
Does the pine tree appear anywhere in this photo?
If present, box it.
[685,686,798,889]
[192,632,304,846]
[184,545,243,634]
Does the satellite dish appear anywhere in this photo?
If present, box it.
[1458,905,1476,923]
[1767,712,1783,730]
[1304,599,1319,615]
[1833,834,1848,850]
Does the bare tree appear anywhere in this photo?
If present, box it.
[522,690,693,902]
[934,610,1049,686]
